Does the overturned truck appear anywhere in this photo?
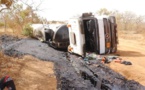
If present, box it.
[68,13,118,56]
[32,13,118,56]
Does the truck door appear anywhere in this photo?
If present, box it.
[68,18,86,57]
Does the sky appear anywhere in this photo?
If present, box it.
[30,0,145,21]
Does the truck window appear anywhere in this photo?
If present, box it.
[70,32,76,45]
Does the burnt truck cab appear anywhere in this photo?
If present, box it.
[67,13,118,57]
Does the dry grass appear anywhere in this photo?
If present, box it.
[0,52,16,77]
[118,30,145,45]
[119,30,142,38]
[0,28,28,38]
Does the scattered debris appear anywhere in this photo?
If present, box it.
[121,61,132,65]
[100,56,132,65]
[84,53,131,65]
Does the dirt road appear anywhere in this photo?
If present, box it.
[0,34,145,90]
[108,38,145,86]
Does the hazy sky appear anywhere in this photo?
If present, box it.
[32,0,145,20]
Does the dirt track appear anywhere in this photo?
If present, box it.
[108,38,145,86]
[0,35,145,90]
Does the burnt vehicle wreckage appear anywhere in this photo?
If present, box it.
[0,13,145,90]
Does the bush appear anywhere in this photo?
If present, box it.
[22,24,33,37]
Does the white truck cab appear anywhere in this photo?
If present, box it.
[68,13,118,57]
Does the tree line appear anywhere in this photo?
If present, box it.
[97,8,145,33]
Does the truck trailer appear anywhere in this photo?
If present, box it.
[32,24,69,49]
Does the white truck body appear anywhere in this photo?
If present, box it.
[68,14,118,57]
[68,18,85,56]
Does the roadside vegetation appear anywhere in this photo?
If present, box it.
[22,23,33,37]
[0,1,145,39]
[97,8,145,40]
[0,0,65,37]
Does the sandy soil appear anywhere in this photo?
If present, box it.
[108,38,145,86]
[0,55,57,90]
